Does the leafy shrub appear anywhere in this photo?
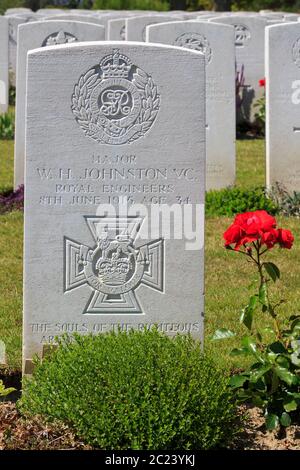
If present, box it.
[206,186,278,217]
[0,112,14,140]
[19,329,239,450]
[92,0,169,10]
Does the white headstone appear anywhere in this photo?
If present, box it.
[108,18,127,40]
[14,20,105,189]
[5,8,32,15]
[266,22,300,191]
[126,15,183,41]
[0,17,9,114]
[8,15,39,85]
[209,15,267,123]
[147,20,235,190]
[44,14,106,28]
[23,42,205,370]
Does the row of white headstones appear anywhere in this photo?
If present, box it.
[1,10,300,192]
[1,9,300,195]
[1,9,298,371]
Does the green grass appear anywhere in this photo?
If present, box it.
[0,210,23,368]
[0,137,298,370]
[0,140,14,192]
[236,139,265,188]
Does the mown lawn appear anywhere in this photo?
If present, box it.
[0,137,298,370]
[0,140,14,192]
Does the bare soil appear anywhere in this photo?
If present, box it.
[0,401,299,450]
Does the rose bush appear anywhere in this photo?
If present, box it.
[213,211,300,431]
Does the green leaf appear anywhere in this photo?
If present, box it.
[265,413,279,430]
[229,374,248,389]
[291,340,300,351]
[241,336,263,361]
[230,347,250,356]
[259,282,268,306]
[0,386,15,397]
[291,318,300,332]
[283,397,298,412]
[275,366,298,386]
[280,412,291,427]
[211,328,236,340]
[291,352,300,366]
[276,356,290,369]
[249,365,271,383]
[289,315,300,321]
[240,296,257,331]
[263,262,280,282]
[236,389,253,402]
[268,341,286,354]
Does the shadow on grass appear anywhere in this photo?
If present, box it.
[0,185,24,214]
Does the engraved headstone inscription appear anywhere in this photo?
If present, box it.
[0,17,9,113]
[147,20,236,190]
[209,15,267,123]
[23,42,205,372]
[14,20,105,189]
[266,23,300,191]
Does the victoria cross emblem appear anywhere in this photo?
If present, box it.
[64,216,164,314]
[71,49,160,145]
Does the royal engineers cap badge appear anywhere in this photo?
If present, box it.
[71,49,160,145]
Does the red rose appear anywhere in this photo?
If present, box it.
[234,210,276,235]
[223,223,244,248]
[261,229,278,249]
[259,78,266,87]
[223,211,277,250]
[277,229,294,249]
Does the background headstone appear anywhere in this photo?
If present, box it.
[8,14,40,85]
[266,22,300,191]
[44,14,107,28]
[209,15,267,123]
[147,20,236,190]
[23,42,205,370]
[14,20,105,189]
[126,15,183,41]
[0,17,9,113]
[108,18,128,40]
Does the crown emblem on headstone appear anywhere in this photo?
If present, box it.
[100,49,132,79]
[42,31,77,47]
[174,33,212,64]
[71,48,160,145]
